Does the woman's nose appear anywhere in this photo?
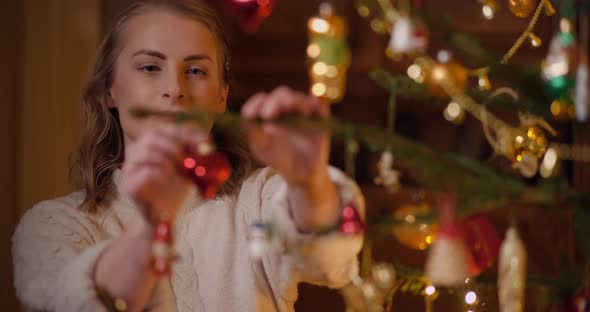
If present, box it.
[162,71,186,102]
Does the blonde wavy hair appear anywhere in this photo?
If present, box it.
[76,0,253,212]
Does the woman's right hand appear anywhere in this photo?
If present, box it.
[122,122,205,224]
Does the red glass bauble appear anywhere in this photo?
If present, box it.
[182,150,232,199]
[461,214,501,276]
[225,0,276,32]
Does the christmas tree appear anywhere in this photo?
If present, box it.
[136,0,590,310]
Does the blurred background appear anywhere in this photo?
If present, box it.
[1,0,589,311]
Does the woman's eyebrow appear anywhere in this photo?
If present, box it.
[131,49,212,63]
[132,49,167,60]
[184,54,213,62]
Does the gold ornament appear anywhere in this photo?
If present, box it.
[498,227,527,312]
[478,72,492,90]
[508,0,536,18]
[392,201,438,251]
[550,98,576,120]
[510,126,548,177]
[425,61,468,98]
[511,126,548,160]
[527,32,542,47]
[307,3,351,104]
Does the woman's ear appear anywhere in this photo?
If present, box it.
[107,91,116,108]
[219,85,229,111]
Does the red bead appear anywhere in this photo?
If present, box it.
[155,221,172,239]
[339,204,365,234]
[224,0,276,32]
[181,150,232,199]
[151,258,171,276]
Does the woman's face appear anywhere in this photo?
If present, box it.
[109,10,228,143]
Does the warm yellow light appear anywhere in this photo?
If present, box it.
[425,235,433,244]
[307,44,321,58]
[407,64,422,80]
[444,101,464,123]
[311,82,327,96]
[312,62,328,76]
[528,33,542,47]
[310,18,329,33]
[326,65,338,78]
[478,73,491,90]
[482,5,495,19]
[465,291,477,304]
[357,5,370,17]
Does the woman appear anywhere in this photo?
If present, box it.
[12,0,364,311]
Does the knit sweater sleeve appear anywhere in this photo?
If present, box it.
[243,166,364,303]
[12,198,113,311]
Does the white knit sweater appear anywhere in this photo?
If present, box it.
[12,167,364,311]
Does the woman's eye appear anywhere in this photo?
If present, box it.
[187,67,206,76]
[140,65,160,72]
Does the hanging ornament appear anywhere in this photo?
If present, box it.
[543,0,556,16]
[542,18,579,100]
[528,32,543,48]
[425,50,469,98]
[563,289,590,312]
[392,197,439,251]
[374,151,401,194]
[341,263,396,312]
[307,2,351,104]
[385,15,428,59]
[341,275,385,312]
[461,215,501,276]
[508,0,536,18]
[151,219,176,276]
[575,62,589,122]
[498,227,527,312]
[509,126,549,178]
[340,204,366,235]
[478,70,493,91]
[181,142,232,199]
[224,0,276,33]
[575,11,589,122]
[370,263,397,293]
[540,146,560,178]
[248,222,274,260]
[425,194,473,286]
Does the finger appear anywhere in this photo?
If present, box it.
[260,86,298,119]
[177,123,209,148]
[308,96,331,119]
[241,92,268,119]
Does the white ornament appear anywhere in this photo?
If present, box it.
[249,223,272,260]
[575,63,589,122]
[516,153,539,178]
[498,227,527,312]
[374,151,401,193]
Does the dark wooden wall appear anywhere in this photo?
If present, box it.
[0,1,24,311]
[3,0,584,311]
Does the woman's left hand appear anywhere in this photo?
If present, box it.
[241,86,330,187]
